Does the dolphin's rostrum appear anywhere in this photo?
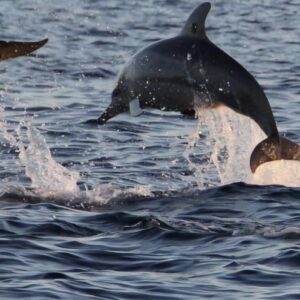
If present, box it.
[97,2,300,173]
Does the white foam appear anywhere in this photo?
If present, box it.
[84,183,153,206]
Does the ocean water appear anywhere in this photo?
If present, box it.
[0,0,300,299]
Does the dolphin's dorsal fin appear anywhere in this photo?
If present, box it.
[181,2,211,39]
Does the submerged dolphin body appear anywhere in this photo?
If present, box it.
[97,2,300,173]
[0,39,48,61]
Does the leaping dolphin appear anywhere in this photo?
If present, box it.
[0,38,48,61]
[96,2,300,173]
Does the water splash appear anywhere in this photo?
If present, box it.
[20,124,80,195]
[1,120,80,195]
[186,105,300,188]
[0,118,152,206]
[1,104,299,209]
[83,183,152,206]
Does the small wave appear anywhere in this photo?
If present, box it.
[1,181,299,241]
[223,268,288,287]
[87,28,128,37]
[72,69,116,80]
[0,182,153,210]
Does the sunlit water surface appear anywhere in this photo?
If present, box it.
[0,0,300,299]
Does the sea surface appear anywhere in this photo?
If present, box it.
[0,0,300,299]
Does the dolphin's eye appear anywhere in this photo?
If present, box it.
[191,23,198,33]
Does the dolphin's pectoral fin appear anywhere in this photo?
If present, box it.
[97,103,127,125]
[0,39,48,61]
[129,99,143,117]
[181,2,211,39]
[250,135,300,173]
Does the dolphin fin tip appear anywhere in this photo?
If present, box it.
[38,38,48,46]
[203,2,212,10]
[26,38,49,51]
[181,2,212,38]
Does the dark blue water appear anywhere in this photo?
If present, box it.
[0,0,300,299]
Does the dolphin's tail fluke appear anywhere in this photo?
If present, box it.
[250,135,300,173]
[0,39,48,61]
